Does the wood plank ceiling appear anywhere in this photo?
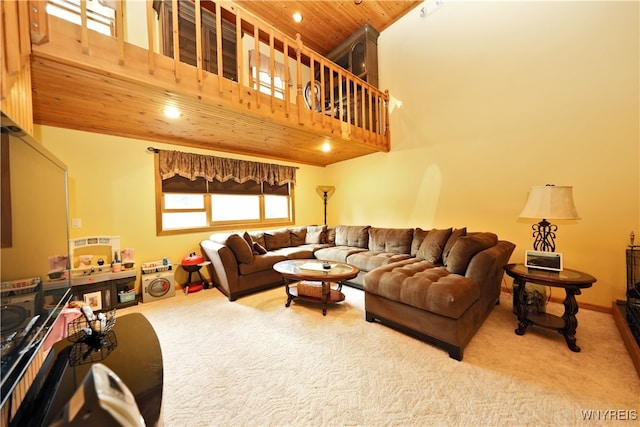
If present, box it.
[236,1,421,56]
[30,1,421,166]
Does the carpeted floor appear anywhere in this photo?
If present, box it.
[120,284,640,426]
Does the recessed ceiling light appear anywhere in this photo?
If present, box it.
[321,142,331,152]
[292,12,303,23]
[163,106,182,119]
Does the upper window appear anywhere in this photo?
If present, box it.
[248,50,290,100]
[155,150,295,235]
[46,0,115,36]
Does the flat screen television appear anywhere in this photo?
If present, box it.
[1,113,72,411]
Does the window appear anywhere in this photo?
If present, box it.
[155,150,295,235]
[251,69,285,99]
[248,50,290,100]
[46,0,115,36]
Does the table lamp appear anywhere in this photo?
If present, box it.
[519,184,580,252]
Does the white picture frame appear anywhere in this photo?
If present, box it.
[83,290,102,311]
[525,250,563,272]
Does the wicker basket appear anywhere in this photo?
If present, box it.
[297,280,329,298]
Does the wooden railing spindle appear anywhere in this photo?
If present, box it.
[80,0,89,54]
[195,0,203,86]
[171,0,180,82]
[215,1,223,94]
[145,0,155,74]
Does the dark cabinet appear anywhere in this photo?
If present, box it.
[327,24,379,88]
[159,0,237,81]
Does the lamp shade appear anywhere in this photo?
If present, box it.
[316,186,335,199]
[519,185,580,220]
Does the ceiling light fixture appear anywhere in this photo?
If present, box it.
[163,106,182,119]
[292,12,303,23]
[321,142,331,152]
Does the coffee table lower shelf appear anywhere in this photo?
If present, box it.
[285,281,345,316]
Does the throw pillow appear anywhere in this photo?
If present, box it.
[305,225,326,244]
[253,242,267,254]
[416,228,453,263]
[290,227,307,246]
[445,233,498,275]
[264,229,291,250]
[243,231,255,254]
[227,234,254,264]
[442,227,467,265]
[411,228,429,257]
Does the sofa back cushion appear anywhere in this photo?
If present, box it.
[226,234,254,264]
[368,228,414,254]
[264,229,292,250]
[416,228,453,263]
[335,225,370,248]
[444,232,498,275]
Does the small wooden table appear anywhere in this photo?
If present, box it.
[504,263,596,352]
[273,260,359,315]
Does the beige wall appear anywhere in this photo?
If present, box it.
[326,1,640,308]
[35,126,326,290]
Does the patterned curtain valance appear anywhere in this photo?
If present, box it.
[158,150,297,186]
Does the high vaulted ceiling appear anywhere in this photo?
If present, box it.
[236,1,421,55]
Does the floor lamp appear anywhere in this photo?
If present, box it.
[316,186,335,225]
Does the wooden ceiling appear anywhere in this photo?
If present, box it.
[236,1,421,56]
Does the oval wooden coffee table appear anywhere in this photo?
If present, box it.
[274,259,359,315]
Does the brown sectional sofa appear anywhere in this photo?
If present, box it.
[200,224,515,360]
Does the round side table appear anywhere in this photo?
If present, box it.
[504,263,596,352]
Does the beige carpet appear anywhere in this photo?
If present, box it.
[120,285,640,426]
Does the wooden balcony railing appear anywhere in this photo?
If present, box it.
[2,0,390,153]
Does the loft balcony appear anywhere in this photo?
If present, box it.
[1,0,391,167]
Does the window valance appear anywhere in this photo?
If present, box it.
[158,150,296,186]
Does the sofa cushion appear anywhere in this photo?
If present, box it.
[347,251,413,271]
[411,228,429,257]
[335,225,370,248]
[227,234,254,264]
[270,247,315,259]
[368,228,414,254]
[442,227,467,265]
[253,242,267,254]
[305,225,326,244]
[238,253,287,275]
[315,246,368,263]
[249,232,266,248]
[290,227,307,246]
[416,228,453,263]
[364,261,480,319]
[445,233,498,275]
[264,229,291,250]
[325,227,336,244]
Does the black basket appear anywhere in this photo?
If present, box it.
[67,308,116,343]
